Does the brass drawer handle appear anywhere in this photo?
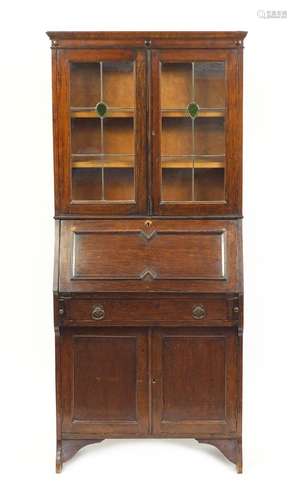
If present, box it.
[91,304,105,321]
[192,304,206,320]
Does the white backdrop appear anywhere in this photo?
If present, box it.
[1,0,296,498]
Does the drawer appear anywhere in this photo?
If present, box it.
[57,296,240,327]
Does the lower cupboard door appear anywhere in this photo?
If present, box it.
[151,328,239,435]
[61,328,149,435]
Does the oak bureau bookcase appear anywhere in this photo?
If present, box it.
[47,31,246,473]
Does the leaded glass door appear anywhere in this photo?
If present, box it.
[151,49,241,216]
[57,49,147,215]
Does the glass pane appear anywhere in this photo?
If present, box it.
[160,61,226,203]
[72,168,102,200]
[70,61,135,110]
[104,168,134,201]
[162,168,192,201]
[71,119,101,154]
[104,118,134,155]
[194,62,225,109]
[102,62,134,108]
[194,168,225,201]
[70,63,101,107]
[195,117,225,155]
[161,118,192,156]
[69,61,135,203]
[161,63,192,109]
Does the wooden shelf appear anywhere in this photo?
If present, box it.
[72,159,134,169]
[71,108,134,118]
[161,156,225,169]
[162,163,224,169]
[162,109,225,118]
[70,108,224,119]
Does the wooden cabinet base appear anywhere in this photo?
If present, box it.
[56,439,104,473]
[197,438,242,473]
[56,437,242,473]
[55,326,242,472]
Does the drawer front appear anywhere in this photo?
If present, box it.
[58,219,242,294]
[58,297,239,327]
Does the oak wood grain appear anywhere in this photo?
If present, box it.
[49,31,245,473]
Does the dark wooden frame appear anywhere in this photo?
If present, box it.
[53,48,147,215]
[151,49,242,216]
[49,32,245,218]
[47,31,247,49]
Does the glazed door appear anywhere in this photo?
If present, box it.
[61,328,149,435]
[56,49,147,215]
[151,49,242,216]
[151,328,238,435]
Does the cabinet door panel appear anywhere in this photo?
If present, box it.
[152,328,238,435]
[61,328,149,435]
[59,219,241,294]
[152,49,242,216]
[55,49,147,215]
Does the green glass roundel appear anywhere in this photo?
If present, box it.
[95,101,107,117]
[187,102,200,118]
